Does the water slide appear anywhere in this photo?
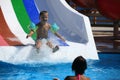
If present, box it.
[96,0,120,20]
[72,0,120,20]
[0,0,98,63]
[72,0,96,8]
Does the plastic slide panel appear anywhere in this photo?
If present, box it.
[11,0,36,40]
[0,0,34,45]
[0,8,22,46]
[22,0,39,24]
[0,35,9,46]
[97,0,120,20]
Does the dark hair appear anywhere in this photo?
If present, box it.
[39,11,48,17]
[72,56,87,75]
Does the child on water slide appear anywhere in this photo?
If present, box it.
[26,11,65,53]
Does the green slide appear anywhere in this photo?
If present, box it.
[11,0,36,40]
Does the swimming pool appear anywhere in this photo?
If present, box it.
[0,53,120,80]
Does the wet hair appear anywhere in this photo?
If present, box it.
[39,11,48,17]
[72,56,87,75]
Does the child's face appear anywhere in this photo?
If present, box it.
[40,13,48,22]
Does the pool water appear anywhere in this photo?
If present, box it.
[0,53,120,80]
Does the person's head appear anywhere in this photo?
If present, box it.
[39,11,48,22]
[72,56,87,75]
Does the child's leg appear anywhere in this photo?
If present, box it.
[47,41,59,53]
[46,41,53,48]
[36,40,42,49]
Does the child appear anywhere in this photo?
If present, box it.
[26,11,65,53]
[64,56,90,80]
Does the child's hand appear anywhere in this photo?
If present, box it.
[26,31,34,39]
[26,35,30,38]
[26,35,28,38]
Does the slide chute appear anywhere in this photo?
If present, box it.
[96,0,120,20]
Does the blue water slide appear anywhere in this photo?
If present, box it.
[22,0,39,24]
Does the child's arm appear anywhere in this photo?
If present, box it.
[26,30,34,38]
[26,22,37,38]
[54,32,66,42]
[50,23,65,41]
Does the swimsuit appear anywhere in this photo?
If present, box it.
[36,37,48,41]
[77,74,81,80]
